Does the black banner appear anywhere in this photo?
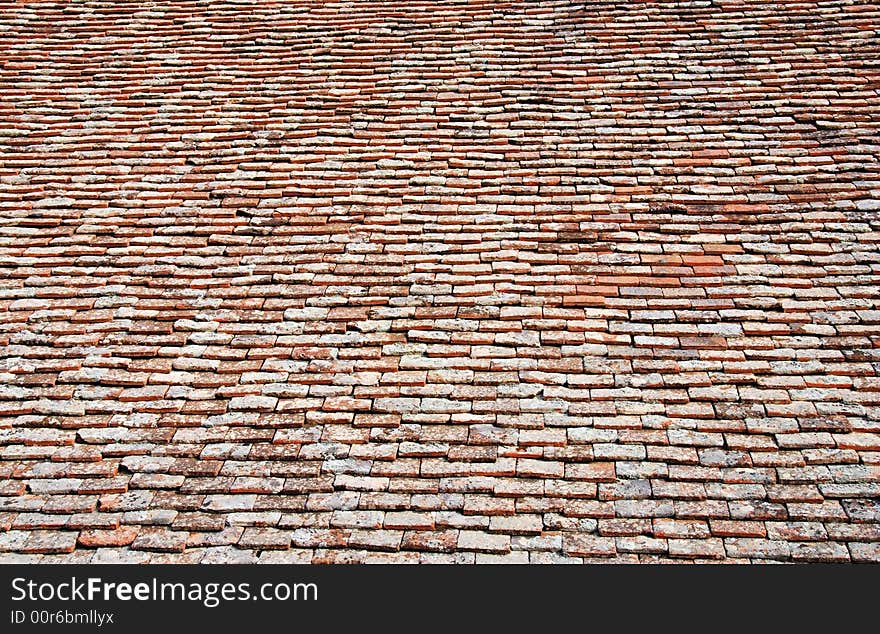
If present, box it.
[0,565,870,630]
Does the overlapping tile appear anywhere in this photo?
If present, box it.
[0,0,878,563]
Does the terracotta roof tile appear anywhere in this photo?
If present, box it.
[1,0,878,563]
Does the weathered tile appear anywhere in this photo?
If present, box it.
[0,0,876,564]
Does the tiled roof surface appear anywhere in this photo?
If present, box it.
[1,0,879,564]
